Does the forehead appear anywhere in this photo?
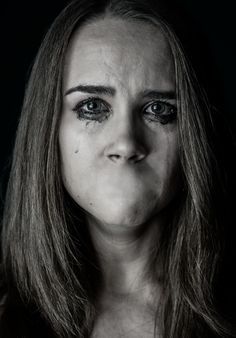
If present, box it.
[63,17,175,94]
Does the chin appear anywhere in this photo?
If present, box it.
[102,211,147,228]
[88,197,160,228]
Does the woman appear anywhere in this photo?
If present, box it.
[0,0,235,337]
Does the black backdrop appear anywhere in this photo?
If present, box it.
[0,0,236,326]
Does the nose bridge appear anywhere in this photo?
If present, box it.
[105,103,148,163]
[110,99,142,150]
[115,108,137,141]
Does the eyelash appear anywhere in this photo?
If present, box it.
[72,97,177,125]
[72,97,110,123]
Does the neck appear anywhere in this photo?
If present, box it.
[86,212,166,304]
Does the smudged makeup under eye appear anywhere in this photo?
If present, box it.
[142,100,177,125]
[72,97,111,123]
[72,97,177,125]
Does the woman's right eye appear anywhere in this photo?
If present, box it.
[72,98,111,122]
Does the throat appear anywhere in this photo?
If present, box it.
[91,293,160,338]
[86,215,165,338]
[86,211,165,303]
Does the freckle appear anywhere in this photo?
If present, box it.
[89,202,93,206]
[74,149,79,154]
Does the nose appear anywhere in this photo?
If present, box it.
[104,118,148,164]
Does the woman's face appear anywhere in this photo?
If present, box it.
[59,17,179,227]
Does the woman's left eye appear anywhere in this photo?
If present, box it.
[72,98,110,122]
[143,101,177,124]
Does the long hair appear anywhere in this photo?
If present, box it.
[0,0,234,337]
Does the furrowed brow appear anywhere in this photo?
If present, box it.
[64,85,116,96]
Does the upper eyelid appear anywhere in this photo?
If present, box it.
[72,96,111,111]
[142,99,177,110]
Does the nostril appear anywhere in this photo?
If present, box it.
[129,154,140,163]
[105,137,148,164]
[108,154,121,162]
[107,152,145,163]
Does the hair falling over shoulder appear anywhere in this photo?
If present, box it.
[0,0,236,337]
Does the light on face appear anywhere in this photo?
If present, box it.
[59,17,179,227]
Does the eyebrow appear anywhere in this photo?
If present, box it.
[64,85,116,96]
[142,90,176,100]
[64,84,176,100]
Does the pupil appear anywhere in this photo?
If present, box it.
[153,103,164,112]
[88,101,98,110]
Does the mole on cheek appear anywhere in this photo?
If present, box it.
[74,149,79,154]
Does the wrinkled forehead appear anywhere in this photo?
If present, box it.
[63,16,175,94]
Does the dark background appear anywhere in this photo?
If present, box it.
[0,0,235,326]
[0,0,236,200]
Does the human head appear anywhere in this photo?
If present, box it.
[1,0,223,337]
[7,0,214,228]
[59,15,180,230]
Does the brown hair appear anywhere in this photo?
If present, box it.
[1,0,234,337]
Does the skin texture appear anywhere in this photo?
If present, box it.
[59,17,179,337]
[60,17,179,230]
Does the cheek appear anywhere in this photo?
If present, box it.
[151,131,180,197]
[151,129,179,173]
[59,116,82,189]
[58,118,99,204]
